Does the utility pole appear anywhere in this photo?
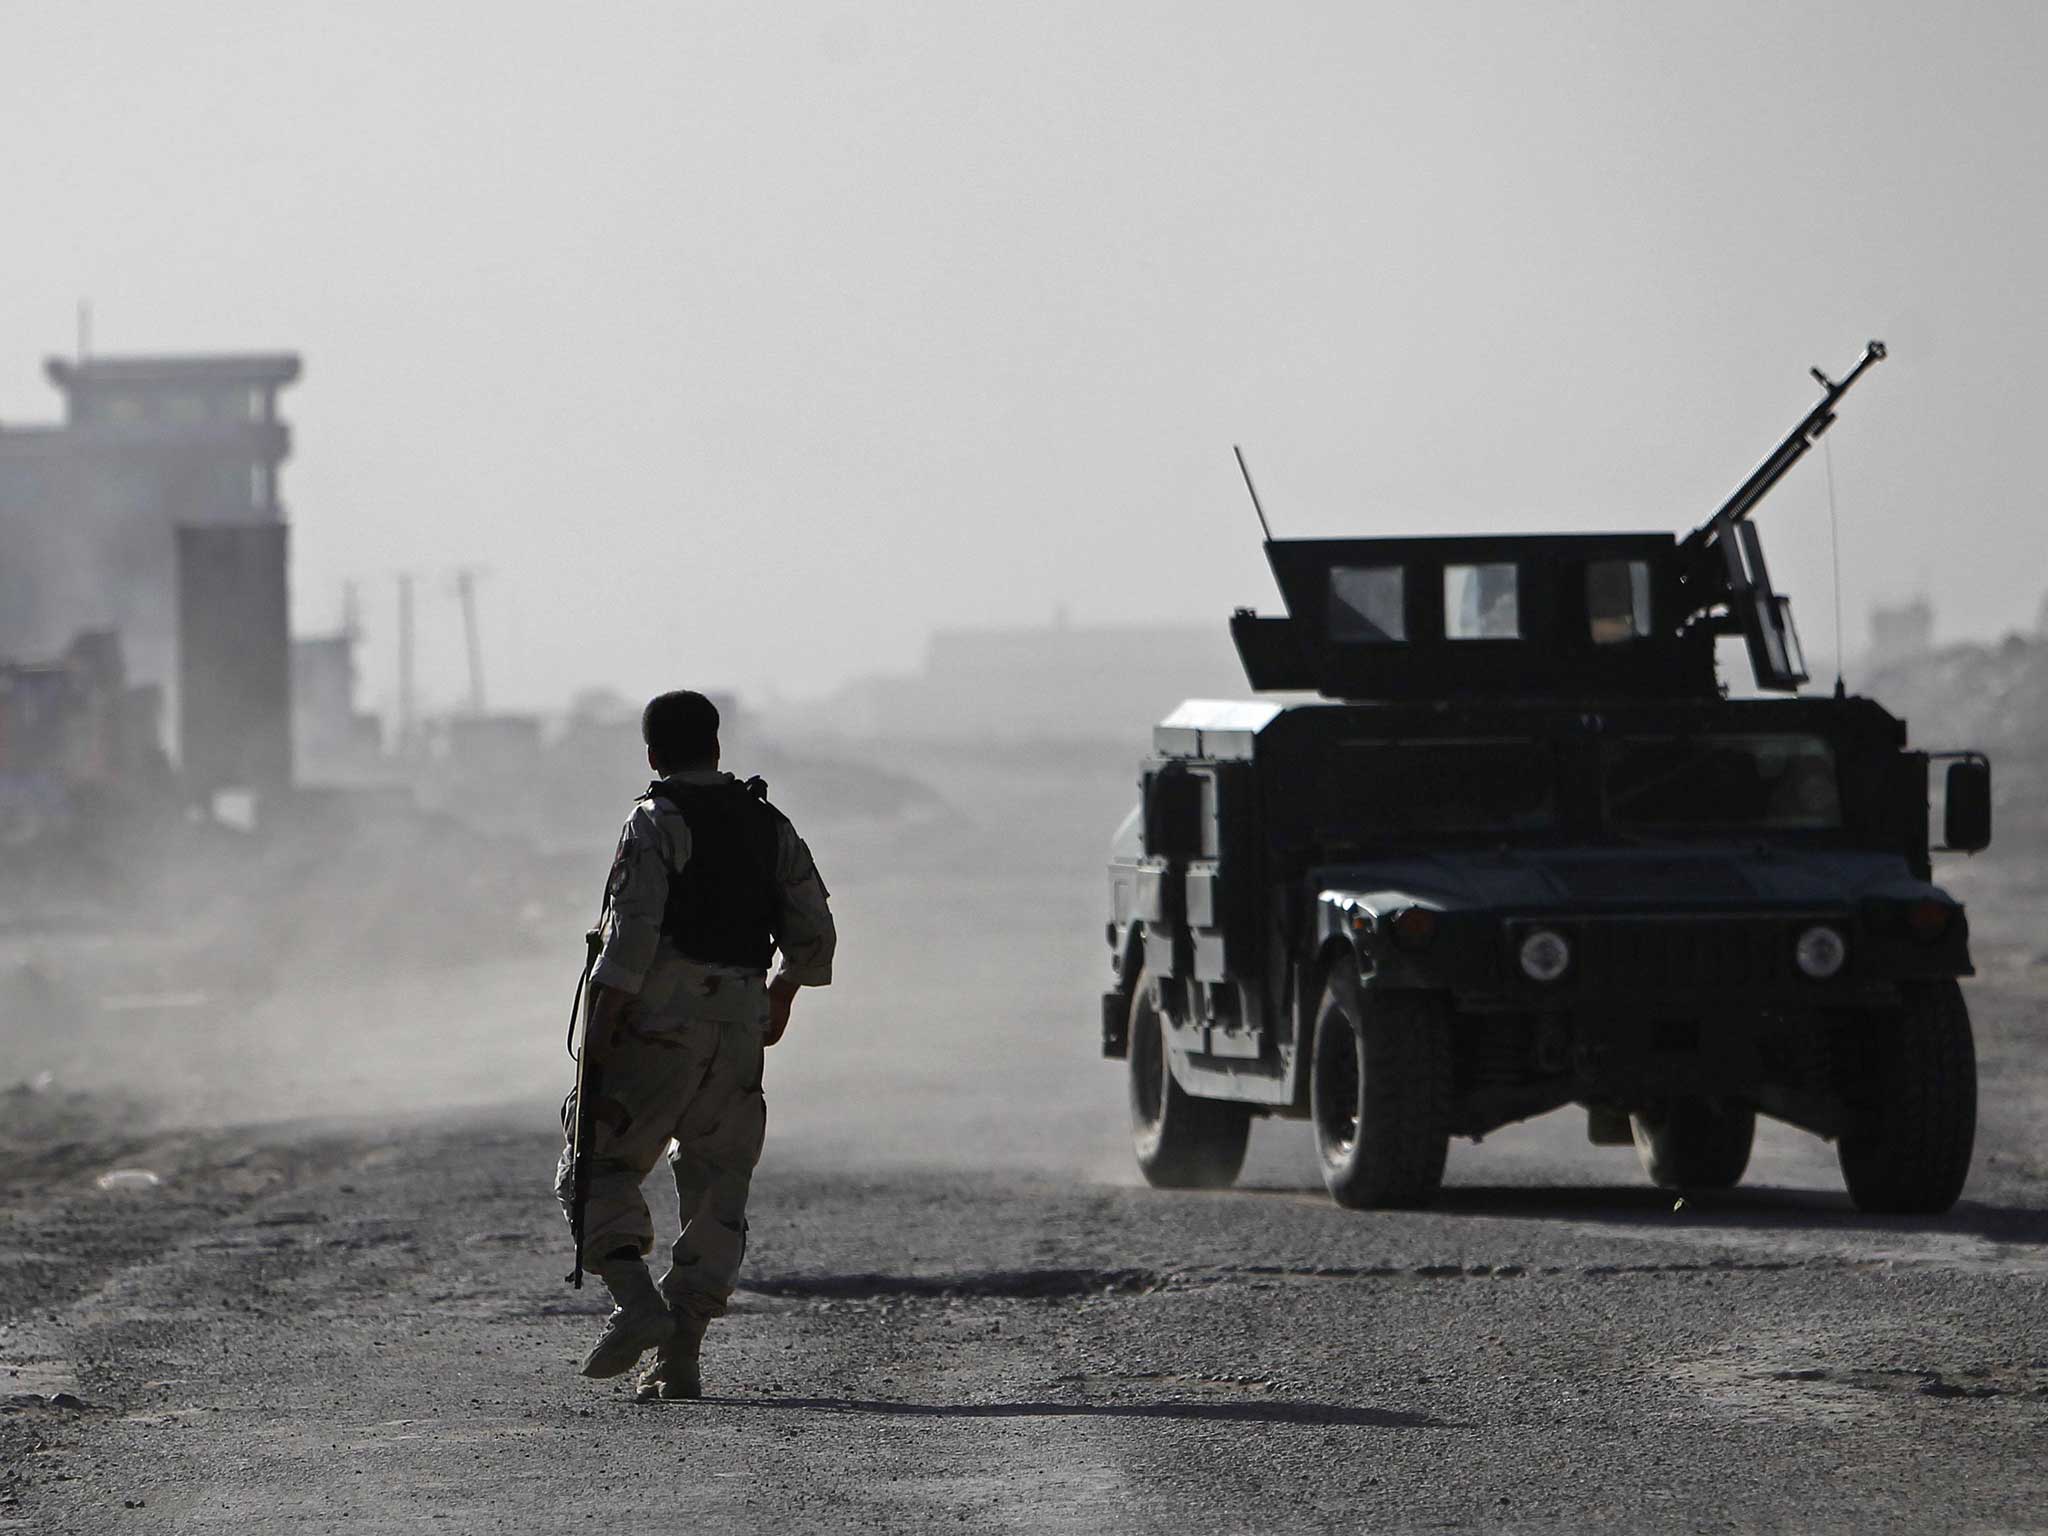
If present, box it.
[396,572,416,754]
[453,566,486,715]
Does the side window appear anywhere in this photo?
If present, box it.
[1444,562,1520,640]
[1327,566,1405,643]
[1587,559,1652,645]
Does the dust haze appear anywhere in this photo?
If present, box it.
[1,0,2044,1251]
[9,618,2046,1191]
[0,709,1143,1175]
[4,2,2045,1169]
[6,7,2048,1531]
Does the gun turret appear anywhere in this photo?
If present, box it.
[1225,339,1889,703]
[1677,342,1888,690]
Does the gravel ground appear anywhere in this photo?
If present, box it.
[4,973,2044,1534]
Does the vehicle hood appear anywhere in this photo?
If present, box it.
[1315,846,1942,915]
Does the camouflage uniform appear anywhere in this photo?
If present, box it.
[555,769,834,1325]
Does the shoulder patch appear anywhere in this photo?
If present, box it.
[605,826,633,903]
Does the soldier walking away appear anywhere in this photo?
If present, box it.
[556,690,835,1399]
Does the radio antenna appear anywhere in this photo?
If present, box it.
[1232,445,1275,543]
[1825,433,1846,698]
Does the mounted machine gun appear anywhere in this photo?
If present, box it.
[1229,342,1892,704]
[1676,341,1888,690]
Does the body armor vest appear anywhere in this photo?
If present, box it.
[645,779,783,971]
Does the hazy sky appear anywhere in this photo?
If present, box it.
[3,2,2043,715]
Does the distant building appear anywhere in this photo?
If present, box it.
[0,352,301,801]
[1866,597,1934,668]
[0,629,170,842]
[437,712,546,769]
[404,711,549,833]
[808,619,1252,743]
[292,632,385,785]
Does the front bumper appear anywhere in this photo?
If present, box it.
[1365,908,1971,1010]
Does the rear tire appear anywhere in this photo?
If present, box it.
[1309,975,1451,1209]
[1127,967,1251,1189]
[1630,1098,1756,1190]
[1837,979,1976,1214]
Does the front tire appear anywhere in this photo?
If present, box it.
[1309,974,1451,1209]
[1630,1098,1756,1190]
[1837,979,1976,1214]
[1127,967,1251,1189]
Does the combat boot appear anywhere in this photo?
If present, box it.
[634,1310,707,1402]
[580,1258,675,1379]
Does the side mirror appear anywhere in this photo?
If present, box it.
[1939,756,1992,854]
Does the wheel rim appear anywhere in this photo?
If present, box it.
[1315,1007,1363,1162]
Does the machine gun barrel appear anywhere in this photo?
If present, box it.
[1680,341,1887,560]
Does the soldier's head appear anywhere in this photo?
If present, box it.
[642,690,720,774]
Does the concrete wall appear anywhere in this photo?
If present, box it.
[177,524,292,799]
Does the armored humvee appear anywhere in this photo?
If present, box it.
[1102,343,1992,1213]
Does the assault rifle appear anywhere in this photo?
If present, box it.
[562,924,606,1289]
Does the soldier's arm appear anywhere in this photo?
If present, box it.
[591,803,687,1000]
[770,822,835,987]
[765,821,836,1045]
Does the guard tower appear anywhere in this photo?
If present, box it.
[38,353,303,804]
[44,352,299,519]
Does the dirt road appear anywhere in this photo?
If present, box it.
[6,971,2045,1533]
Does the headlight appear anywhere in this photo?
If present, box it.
[1391,907,1439,950]
[1518,928,1571,983]
[1907,900,1953,943]
[1795,924,1847,980]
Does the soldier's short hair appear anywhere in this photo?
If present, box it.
[643,690,720,770]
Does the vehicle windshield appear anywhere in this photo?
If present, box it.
[1328,739,1558,836]
[1603,732,1841,831]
